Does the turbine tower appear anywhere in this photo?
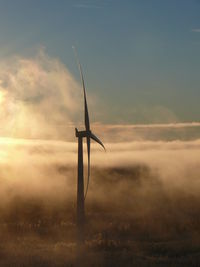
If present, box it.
[73,47,105,245]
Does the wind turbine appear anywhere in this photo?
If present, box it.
[73,47,105,244]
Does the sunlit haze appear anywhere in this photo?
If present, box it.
[0,1,200,266]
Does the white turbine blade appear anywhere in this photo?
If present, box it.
[72,46,90,131]
[90,132,106,151]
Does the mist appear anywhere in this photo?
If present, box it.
[0,135,200,266]
[0,49,82,140]
[0,51,200,266]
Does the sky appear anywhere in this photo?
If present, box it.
[0,0,199,125]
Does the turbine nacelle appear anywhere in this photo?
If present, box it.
[75,128,91,138]
[75,128,105,151]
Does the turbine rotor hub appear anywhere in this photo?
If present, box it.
[75,128,91,138]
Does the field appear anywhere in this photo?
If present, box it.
[1,163,200,267]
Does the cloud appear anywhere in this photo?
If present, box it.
[73,3,102,8]
[192,29,200,32]
[91,122,200,142]
[0,136,199,202]
[0,49,198,143]
[96,122,200,129]
[0,48,82,140]
[73,0,105,9]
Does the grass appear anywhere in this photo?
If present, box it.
[0,165,200,266]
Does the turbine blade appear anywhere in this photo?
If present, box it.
[72,46,90,131]
[84,136,90,200]
[90,132,106,151]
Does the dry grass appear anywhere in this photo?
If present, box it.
[0,165,200,266]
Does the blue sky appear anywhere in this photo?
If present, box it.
[0,0,200,124]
